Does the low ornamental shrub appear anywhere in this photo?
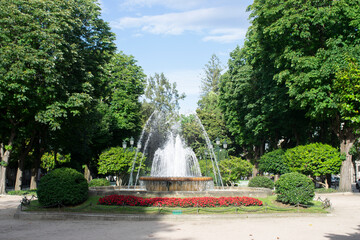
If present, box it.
[37,168,88,207]
[275,172,315,205]
[98,195,263,207]
[89,178,111,187]
[248,176,274,189]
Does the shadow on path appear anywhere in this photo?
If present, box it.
[324,226,360,240]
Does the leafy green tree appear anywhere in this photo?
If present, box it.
[284,143,342,188]
[218,156,253,186]
[97,147,143,186]
[102,52,146,137]
[0,0,116,193]
[40,151,71,172]
[258,149,289,175]
[247,0,360,191]
[334,58,360,124]
[142,73,186,117]
[195,54,233,159]
[197,92,233,153]
[219,46,312,163]
[200,54,223,95]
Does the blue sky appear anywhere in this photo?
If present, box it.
[99,0,253,113]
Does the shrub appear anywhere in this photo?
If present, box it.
[98,146,143,186]
[218,156,253,185]
[37,168,88,207]
[89,178,111,187]
[248,176,274,189]
[275,172,315,205]
[283,143,342,178]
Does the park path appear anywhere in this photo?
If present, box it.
[0,193,359,240]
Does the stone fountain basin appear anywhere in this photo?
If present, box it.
[139,176,214,191]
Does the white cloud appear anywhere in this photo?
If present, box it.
[110,6,249,43]
[121,0,208,11]
[203,28,248,43]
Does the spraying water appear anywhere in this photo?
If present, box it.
[127,111,223,189]
[151,133,201,177]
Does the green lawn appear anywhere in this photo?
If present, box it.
[21,195,329,215]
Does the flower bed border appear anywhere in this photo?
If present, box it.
[98,195,263,208]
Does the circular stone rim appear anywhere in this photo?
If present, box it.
[139,176,213,182]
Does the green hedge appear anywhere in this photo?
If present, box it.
[37,168,88,207]
[89,178,111,187]
[248,176,274,189]
[275,172,315,205]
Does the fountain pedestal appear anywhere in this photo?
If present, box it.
[139,176,214,191]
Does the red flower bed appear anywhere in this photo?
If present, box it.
[98,195,263,207]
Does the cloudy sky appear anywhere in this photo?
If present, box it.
[99,0,253,113]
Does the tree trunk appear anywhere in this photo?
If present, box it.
[30,137,44,190]
[324,177,329,189]
[84,164,92,183]
[15,137,35,191]
[339,128,356,192]
[0,129,16,194]
[14,158,23,191]
[115,174,122,186]
[30,155,41,190]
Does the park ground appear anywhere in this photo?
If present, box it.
[0,192,359,240]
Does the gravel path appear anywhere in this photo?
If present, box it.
[1,193,359,240]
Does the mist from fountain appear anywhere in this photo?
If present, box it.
[151,133,201,177]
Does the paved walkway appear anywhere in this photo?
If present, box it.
[1,193,360,240]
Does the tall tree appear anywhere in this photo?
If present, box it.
[142,73,185,118]
[200,54,223,95]
[247,0,360,191]
[0,0,116,193]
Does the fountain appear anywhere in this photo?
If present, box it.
[89,112,272,198]
[128,111,220,191]
[139,133,214,191]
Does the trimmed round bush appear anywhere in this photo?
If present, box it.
[37,168,88,207]
[275,172,315,205]
[248,176,274,189]
[89,178,111,187]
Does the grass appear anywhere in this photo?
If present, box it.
[22,195,329,215]
[7,189,37,196]
[315,188,338,193]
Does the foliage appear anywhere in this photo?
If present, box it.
[40,151,71,171]
[248,176,274,189]
[142,73,186,116]
[334,58,360,124]
[219,47,311,159]
[101,52,146,135]
[247,0,360,190]
[97,147,143,185]
[275,172,315,205]
[200,54,224,95]
[88,178,111,187]
[283,143,342,178]
[98,195,263,207]
[0,0,116,193]
[37,168,88,207]
[258,149,289,175]
[218,156,253,185]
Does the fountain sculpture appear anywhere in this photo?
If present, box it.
[128,111,222,191]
